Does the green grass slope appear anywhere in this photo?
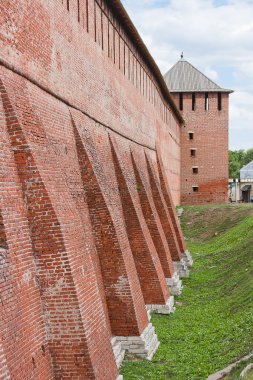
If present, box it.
[121,205,253,380]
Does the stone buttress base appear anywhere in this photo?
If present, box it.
[111,337,126,368]
[182,250,193,267]
[146,295,175,315]
[173,259,189,278]
[167,272,183,295]
[112,323,159,363]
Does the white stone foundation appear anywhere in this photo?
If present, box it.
[173,259,189,278]
[116,376,124,380]
[167,272,183,295]
[147,295,175,315]
[111,337,125,368]
[146,307,152,321]
[114,323,160,361]
[182,250,193,267]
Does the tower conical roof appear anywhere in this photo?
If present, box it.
[164,59,233,93]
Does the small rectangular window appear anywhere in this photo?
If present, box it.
[77,0,80,22]
[192,93,196,111]
[205,92,209,111]
[192,167,199,174]
[192,186,199,192]
[218,93,222,111]
[190,149,196,157]
[179,93,183,111]
[189,132,194,140]
[67,0,70,11]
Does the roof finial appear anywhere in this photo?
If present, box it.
[181,52,184,59]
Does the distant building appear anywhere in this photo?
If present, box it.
[240,161,253,202]
[240,160,253,179]
[228,179,240,203]
[164,57,233,205]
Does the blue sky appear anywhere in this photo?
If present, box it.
[121,0,253,150]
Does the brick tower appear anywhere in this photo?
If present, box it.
[164,56,233,205]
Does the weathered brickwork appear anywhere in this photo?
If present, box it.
[157,153,186,253]
[0,1,191,379]
[0,0,182,205]
[172,92,229,205]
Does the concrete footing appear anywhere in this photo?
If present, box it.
[182,250,193,267]
[167,272,183,295]
[147,295,175,315]
[111,337,126,368]
[116,376,124,380]
[146,307,152,321]
[173,259,189,278]
[113,323,159,361]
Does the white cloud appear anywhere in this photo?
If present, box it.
[230,91,253,128]
[237,62,253,82]
[204,66,219,81]
[121,0,253,149]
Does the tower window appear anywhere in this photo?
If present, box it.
[205,92,209,111]
[192,93,196,111]
[179,93,183,111]
[190,149,196,157]
[192,186,199,192]
[189,132,194,140]
[218,93,222,111]
[192,167,199,174]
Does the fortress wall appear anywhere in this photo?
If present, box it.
[0,1,187,378]
[0,0,181,205]
[0,65,185,379]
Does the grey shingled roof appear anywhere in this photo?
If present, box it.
[164,59,233,93]
[240,160,253,179]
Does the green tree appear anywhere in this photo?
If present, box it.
[243,148,253,166]
[229,148,253,178]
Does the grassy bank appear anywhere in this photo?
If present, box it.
[121,204,253,379]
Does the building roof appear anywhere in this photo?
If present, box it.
[240,160,253,179]
[110,1,184,124]
[164,58,233,93]
[241,184,251,191]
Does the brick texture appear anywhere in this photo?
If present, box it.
[172,92,229,205]
[71,112,148,337]
[0,0,181,205]
[109,137,170,305]
[131,151,175,279]
[0,76,118,379]
[145,155,181,261]
[156,152,186,254]
[0,1,188,378]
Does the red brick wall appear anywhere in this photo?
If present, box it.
[172,92,229,205]
[0,82,55,380]
[0,0,181,205]
[0,66,185,377]
[0,342,10,380]
[0,72,119,379]
[0,1,186,378]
